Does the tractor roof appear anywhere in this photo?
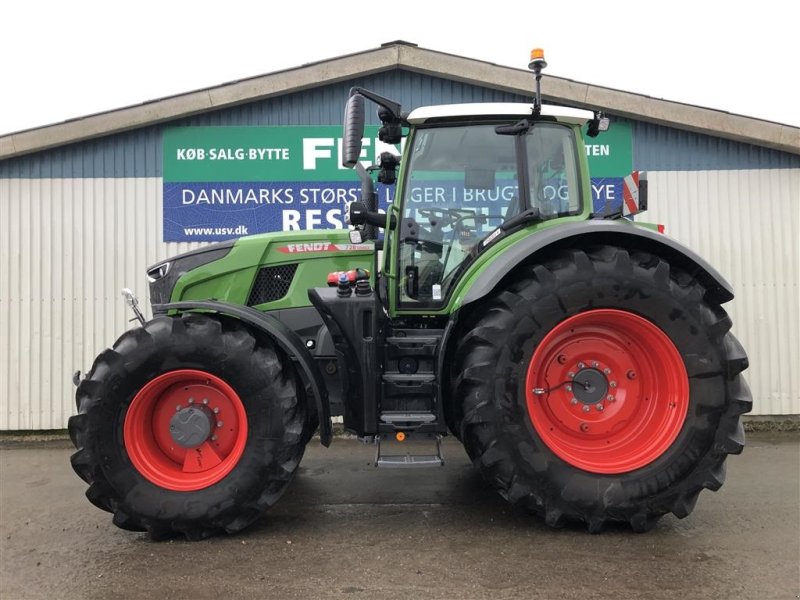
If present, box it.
[407,103,594,126]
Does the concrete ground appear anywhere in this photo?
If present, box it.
[1,433,798,600]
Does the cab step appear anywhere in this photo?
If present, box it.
[374,433,444,469]
[379,411,437,427]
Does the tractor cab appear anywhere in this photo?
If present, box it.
[343,49,614,316]
[344,95,598,312]
[392,103,593,308]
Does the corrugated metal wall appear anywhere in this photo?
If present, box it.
[647,169,800,416]
[631,120,800,170]
[1,70,798,429]
[0,177,202,429]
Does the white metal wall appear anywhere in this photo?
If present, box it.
[1,169,799,429]
[0,177,200,429]
[647,169,800,416]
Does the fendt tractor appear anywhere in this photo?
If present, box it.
[69,50,752,540]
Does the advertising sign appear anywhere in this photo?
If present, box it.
[163,126,399,241]
[162,123,632,242]
[583,121,633,217]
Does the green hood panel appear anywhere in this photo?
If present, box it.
[171,229,374,309]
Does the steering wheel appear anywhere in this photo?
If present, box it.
[418,207,474,228]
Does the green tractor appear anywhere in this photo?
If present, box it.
[69,51,751,539]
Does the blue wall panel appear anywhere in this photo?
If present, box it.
[630,119,800,170]
[1,69,797,179]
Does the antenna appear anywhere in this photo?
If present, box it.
[528,48,547,117]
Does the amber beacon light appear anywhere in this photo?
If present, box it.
[528,47,547,115]
[528,48,547,70]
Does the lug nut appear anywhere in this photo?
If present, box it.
[568,371,576,378]
[604,368,612,375]
[175,405,182,412]
[607,395,615,402]
[570,398,578,405]
[592,361,599,368]
[211,435,217,441]
[596,404,604,411]
[582,405,590,412]
[565,384,572,392]
[202,398,208,405]
[188,397,194,404]
[577,362,586,369]
[610,381,617,388]
[217,421,223,428]
[213,407,220,414]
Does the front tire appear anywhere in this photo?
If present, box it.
[451,245,751,532]
[69,313,308,540]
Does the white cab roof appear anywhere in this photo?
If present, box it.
[407,103,594,125]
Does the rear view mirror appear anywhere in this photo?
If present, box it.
[342,93,365,168]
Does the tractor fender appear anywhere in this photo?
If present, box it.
[153,300,332,446]
[459,220,734,310]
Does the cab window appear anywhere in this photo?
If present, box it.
[398,124,519,305]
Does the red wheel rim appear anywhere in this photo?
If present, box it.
[525,309,689,474]
[124,369,248,491]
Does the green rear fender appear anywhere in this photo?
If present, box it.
[448,220,735,313]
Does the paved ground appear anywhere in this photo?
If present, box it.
[1,433,798,600]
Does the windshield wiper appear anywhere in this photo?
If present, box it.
[495,119,532,135]
[500,207,542,231]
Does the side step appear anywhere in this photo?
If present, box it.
[375,433,444,469]
[379,411,436,428]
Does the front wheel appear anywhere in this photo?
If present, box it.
[451,245,751,532]
[69,313,309,540]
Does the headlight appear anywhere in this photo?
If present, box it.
[147,242,234,306]
[147,262,171,283]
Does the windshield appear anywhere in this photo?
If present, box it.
[398,122,580,306]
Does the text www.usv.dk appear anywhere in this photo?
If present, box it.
[183,225,249,236]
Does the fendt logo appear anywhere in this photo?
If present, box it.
[277,242,333,253]
[276,242,373,254]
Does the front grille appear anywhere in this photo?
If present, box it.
[247,264,298,305]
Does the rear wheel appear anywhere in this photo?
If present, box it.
[69,313,309,540]
[451,245,751,531]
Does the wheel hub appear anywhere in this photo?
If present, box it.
[169,406,213,449]
[572,368,608,404]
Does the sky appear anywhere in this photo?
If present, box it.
[1,0,798,136]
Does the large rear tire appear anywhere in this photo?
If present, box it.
[451,245,751,532]
[69,313,309,540]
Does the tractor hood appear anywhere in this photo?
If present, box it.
[147,230,374,310]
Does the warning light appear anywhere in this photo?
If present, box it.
[396,432,406,442]
[528,48,547,70]
[528,47,548,115]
